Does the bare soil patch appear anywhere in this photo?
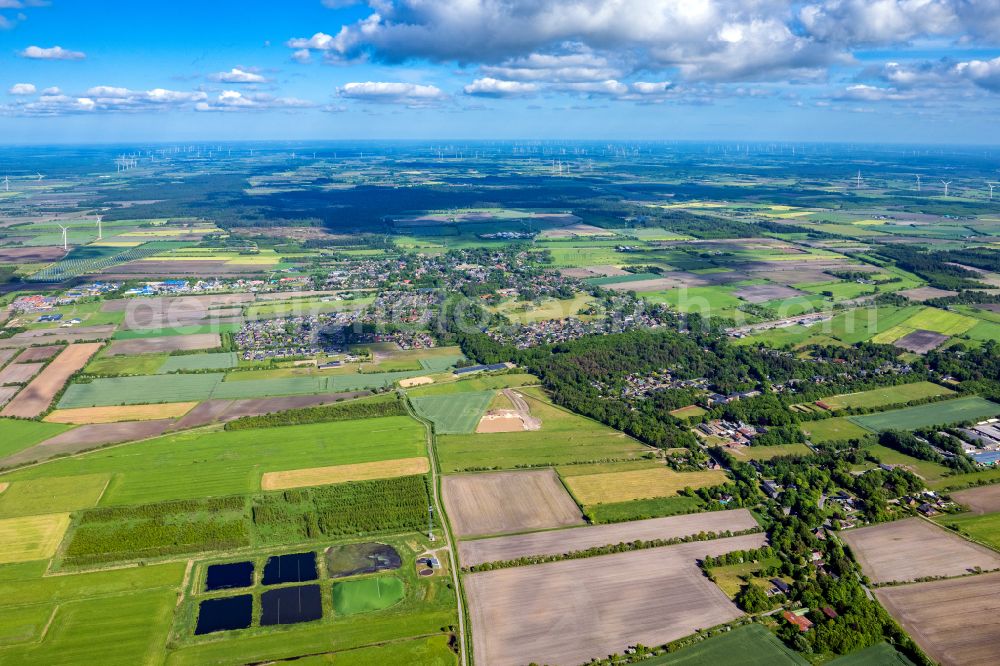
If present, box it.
[605,277,683,291]
[0,388,18,406]
[262,457,429,490]
[460,509,759,567]
[899,287,959,301]
[950,485,1000,515]
[0,419,175,469]
[875,572,1000,666]
[15,345,62,361]
[0,247,66,263]
[170,392,370,430]
[0,349,17,366]
[399,376,433,388]
[894,329,949,354]
[476,389,540,432]
[105,333,221,356]
[465,533,765,666]
[442,469,585,537]
[841,518,1000,583]
[734,284,807,303]
[0,362,44,385]
[1,343,101,418]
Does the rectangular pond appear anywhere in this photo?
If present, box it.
[194,595,253,635]
[205,561,254,591]
[262,552,318,585]
[260,584,323,626]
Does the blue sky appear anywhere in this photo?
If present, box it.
[2,0,1000,144]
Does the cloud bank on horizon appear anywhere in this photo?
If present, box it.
[2,0,1000,141]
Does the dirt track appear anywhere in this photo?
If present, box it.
[465,533,766,666]
[876,572,1000,666]
[1,343,101,418]
[443,469,584,537]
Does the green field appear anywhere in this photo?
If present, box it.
[0,474,109,518]
[436,389,649,472]
[332,576,406,615]
[586,495,704,523]
[866,444,951,483]
[0,416,425,505]
[406,373,538,397]
[648,623,806,665]
[827,642,915,665]
[111,323,242,340]
[800,417,870,443]
[58,369,428,407]
[410,390,494,434]
[0,419,71,458]
[84,353,168,376]
[733,444,813,461]
[935,511,1000,550]
[849,396,1000,431]
[814,381,954,411]
[159,351,237,372]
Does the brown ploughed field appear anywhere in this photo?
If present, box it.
[876,572,1000,666]
[442,469,585,537]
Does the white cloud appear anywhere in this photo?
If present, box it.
[954,56,1000,92]
[8,82,36,95]
[41,86,60,95]
[338,81,446,104]
[209,67,268,84]
[195,90,314,112]
[480,51,624,83]
[832,84,916,101]
[20,45,86,60]
[463,78,538,97]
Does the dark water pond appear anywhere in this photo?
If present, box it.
[262,552,318,585]
[260,584,322,626]
[194,595,253,635]
[205,561,254,591]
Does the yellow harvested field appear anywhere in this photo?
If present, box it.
[399,376,434,388]
[0,513,70,564]
[261,456,429,490]
[45,402,198,424]
[565,467,727,505]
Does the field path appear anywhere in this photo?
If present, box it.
[503,389,541,430]
[402,390,467,666]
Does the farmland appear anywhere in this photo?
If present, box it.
[1,343,101,418]
[464,533,766,666]
[459,509,759,567]
[0,416,426,505]
[441,469,585,537]
[875,573,1000,666]
[562,466,727,505]
[436,391,648,472]
[805,381,954,412]
[410,390,494,434]
[841,518,1000,584]
[648,623,806,666]
[848,396,1000,432]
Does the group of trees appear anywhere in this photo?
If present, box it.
[224,394,406,430]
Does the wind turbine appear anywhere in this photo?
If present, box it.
[989,183,997,201]
[2,176,7,192]
[35,172,43,181]
[915,174,921,192]
[96,217,103,240]
[941,180,952,197]
[855,170,863,189]
[57,224,69,251]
